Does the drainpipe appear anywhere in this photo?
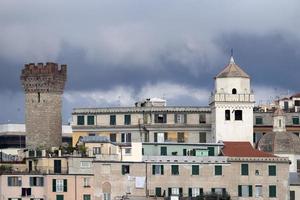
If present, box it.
[75,175,77,200]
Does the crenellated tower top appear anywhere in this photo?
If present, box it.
[20,62,67,94]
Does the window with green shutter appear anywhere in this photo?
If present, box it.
[238,185,252,197]
[214,165,222,176]
[124,115,131,125]
[293,117,299,125]
[155,187,162,197]
[161,147,167,156]
[208,147,215,156]
[87,116,94,125]
[83,194,91,200]
[110,115,116,125]
[192,165,199,175]
[269,185,276,197]
[171,165,179,175]
[269,165,276,176]
[256,117,263,124]
[241,164,249,176]
[52,179,56,192]
[77,116,84,125]
[56,195,64,200]
[63,179,67,192]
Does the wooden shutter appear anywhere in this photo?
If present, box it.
[168,188,172,196]
[179,188,183,196]
[164,132,168,141]
[249,185,253,197]
[63,179,67,192]
[200,188,203,195]
[152,165,155,175]
[238,185,242,197]
[52,179,56,192]
[161,165,164,175]
[154,133,157,142]
[188,188,192,197]
[29,177,33,186]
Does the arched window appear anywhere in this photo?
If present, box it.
[232,88,237,94]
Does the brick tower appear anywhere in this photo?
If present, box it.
[20,63,67,149]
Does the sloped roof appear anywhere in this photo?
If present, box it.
[216,57,250,79]
[222,141,276,157]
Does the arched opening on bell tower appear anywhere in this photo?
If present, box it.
[232,88,237,94]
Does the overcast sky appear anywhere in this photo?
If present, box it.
[0,1,300,123]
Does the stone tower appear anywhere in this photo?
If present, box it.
[21,63,67,149]
[210,56,255,144]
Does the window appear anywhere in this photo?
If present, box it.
[232,88,237,94]
[30,177,44,186]
[225,110,230,120]
[199,113,206,123]
[297,160,300,173]
[83,177,90,187]
[255,185,262,197]
[125,148,131,155]
[256,117,263,124]
[56,195,64,200]
[188,188,203,197]
[208,147,215,156]
[121,165,130,175]
[235,110,243,120]
[290,190,295,200]
[87,116,94,125]
[77,116,85,125]
[269,185,276,197]
[154,113,167,123]
[54,160,61,173]
[93,147,101,155]
[238,185,253,197]
[154,132,167,143]
[124,115,131,125]
[199,132,206,143]
[110,115,116,125]
[268,165,276,176]
[7,198,22,200]
[168,187,182,196]
[177,132,185,143]
[104,193,111,200]
[80,161,91,168]
[8,176,22,186]
[110,133,116,142]
[293,117,299,125]
[284,101,288,111]
[192,165,199,175]
[21,188,31,196]
[214,165,222,176]
[52,179,67,192]
[212,188,226,195]
[144,132,149,142]
[171,165,179,175]
[152,165,164,175]
[83,194,91,200]
[295,100,300,106]
[241,164,248,176]
[121,133,131,143]
[155,187,162,197]
[160,147,167,156]
[175,114,186,124]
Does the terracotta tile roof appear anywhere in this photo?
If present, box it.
[221,141,276,157]
[291,93,300,98]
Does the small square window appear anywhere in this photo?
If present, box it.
[256,117,263,125]
[124,115,131,125]
[293,117,299,125]
[214,165,222,176]
[77,116,85,125]
[110,115,116,125]
[87,116,94,125]
[171,165,179,175]
[122,165,130,175]
[192,165,199,175]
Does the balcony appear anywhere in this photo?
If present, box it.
[210,93,255,103]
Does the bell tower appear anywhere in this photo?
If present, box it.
[210,56,255,144]
[21,63,67,149]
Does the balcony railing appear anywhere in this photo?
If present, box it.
[210,93,255,103]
